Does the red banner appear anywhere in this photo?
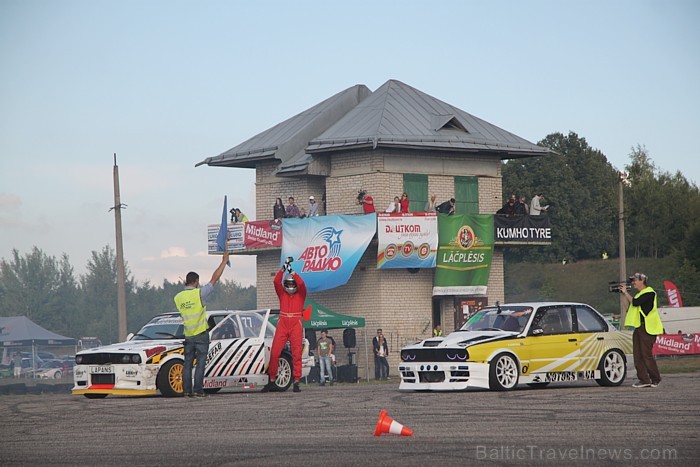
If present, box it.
[244,220,283,249]
[653,333,700,355]
[663,280,683,307]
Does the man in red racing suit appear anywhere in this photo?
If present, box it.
[264,262,306,392]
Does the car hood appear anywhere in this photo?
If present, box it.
[76,339,183,355]
[404,330,519,350]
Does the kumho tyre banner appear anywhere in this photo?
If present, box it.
[433,214,494,296]
[281,214,377,293]
[377,212,438,269]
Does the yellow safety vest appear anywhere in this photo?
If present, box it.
[433,329,443,337]
[624,286,663,335]
[173,288,208,337]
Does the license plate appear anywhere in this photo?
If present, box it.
[90,366,114,374]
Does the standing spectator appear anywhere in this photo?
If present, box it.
[273,197,286,220]
[514,195,529,216]
[263,257,307,393]
[386,196,401,213]
[286,196,301,218]
[399,192,410,213]
[372,329,389,380]
[425,194,437,212]
[230,208,248,223]
[308,196,319,217]
[530,193,549,215]
[358,190,375,213]
[14,352,22,379]
[316,330,334,386]
[436,198,456,215]
[173,251,230,397]
[621,272,663,388]
[497,196,516,216]
[433,324,443,337]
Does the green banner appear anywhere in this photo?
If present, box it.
[433,214,494,295]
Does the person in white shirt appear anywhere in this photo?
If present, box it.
[308,196,319,216]
[385,196,401,213]
[530,193,549,215]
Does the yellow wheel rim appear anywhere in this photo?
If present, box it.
[169,362,183,393]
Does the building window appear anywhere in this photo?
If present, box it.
[403,174,428,212]
[454,176,478,214]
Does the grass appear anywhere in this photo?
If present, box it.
[655,355,700,373]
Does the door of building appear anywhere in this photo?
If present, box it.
[453,296,488,329]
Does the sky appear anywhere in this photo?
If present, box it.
[1,0,698,288]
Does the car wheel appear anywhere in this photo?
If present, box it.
[84,393,108,399]
[54,370,62,379]
[274,353,293,392]
[489,353,519,391]
[595,349,626,387]
[526,382,550,388]
[157,360,184,397]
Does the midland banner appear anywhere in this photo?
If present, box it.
[208,220,283,253]
[377,212,437,269]
[281,214,377,293]
[433,214,494,296]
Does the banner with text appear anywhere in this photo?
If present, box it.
[493,215,552,245]
[433,214,494,296]
[653,333,700,356]
[282,214,377,293]
[208,220,283,253]
[377,212,437,269]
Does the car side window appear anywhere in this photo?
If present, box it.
[575,306,607,332]
[532,307,573,335]
[211,316,240,340]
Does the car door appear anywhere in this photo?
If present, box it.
[524,305,580,380]
[573,305,610,372]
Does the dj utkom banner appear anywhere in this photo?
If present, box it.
[433,214,494,296]
[377,212,437,269]
[281,213,377,293]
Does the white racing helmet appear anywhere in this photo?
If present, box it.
[283,272,297,294]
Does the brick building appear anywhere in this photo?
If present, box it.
[197,80,551,378]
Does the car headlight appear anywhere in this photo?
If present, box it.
[75,355,83,364]
[120,354,142,364]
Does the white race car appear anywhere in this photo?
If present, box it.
[72,309,313,398]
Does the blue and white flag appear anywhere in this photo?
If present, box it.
[281,214,377,292]
[216,196,230,266]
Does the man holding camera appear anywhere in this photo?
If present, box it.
[620,272,663,388]
[263,257,307,393]
[358,190,375,213]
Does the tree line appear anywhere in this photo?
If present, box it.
[0,246,256,344]
[502,132,700,305]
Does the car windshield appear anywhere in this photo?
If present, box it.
[461,306,533,333]
[131,315,184,340]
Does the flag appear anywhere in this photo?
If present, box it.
[216,195,230,267]
[663,280,683,307]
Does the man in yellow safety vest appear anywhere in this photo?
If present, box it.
[621,272,663,388]
[174,251,229,397]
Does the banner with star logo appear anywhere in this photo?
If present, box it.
[281,214,377,292]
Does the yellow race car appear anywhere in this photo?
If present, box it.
[399,302,632,391]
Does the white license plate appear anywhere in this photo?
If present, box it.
[90,366,114,374]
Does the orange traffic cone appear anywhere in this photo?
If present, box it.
[373,410,413,437]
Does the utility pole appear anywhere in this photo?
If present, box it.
[111,154,128,341]
[618,171,629,328]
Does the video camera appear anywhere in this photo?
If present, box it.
[608,278,633,293]
[357,190,366,202]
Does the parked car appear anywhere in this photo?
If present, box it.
[399,302,633,391]
[36,360,66,379]
[72,309,314,399]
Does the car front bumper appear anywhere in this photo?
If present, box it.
[398,361,490,391]
[72,363,160,396]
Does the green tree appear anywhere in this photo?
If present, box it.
[0,248,77,335]
[502,131,619,262]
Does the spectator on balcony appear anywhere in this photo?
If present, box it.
[514,195,529,216]
[497,195,516,217]
[308,196,319,217]
[437,198,456,215]
[386,196,401,213]
[358,190,375,213]
[399,193,410,213]
[273,197,286,220]
[230,208,248,223]
[286,197,301,218]
[425,194,437,212]
[530,193,549,216]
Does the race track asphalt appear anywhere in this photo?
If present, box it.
[1,373,698,466]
